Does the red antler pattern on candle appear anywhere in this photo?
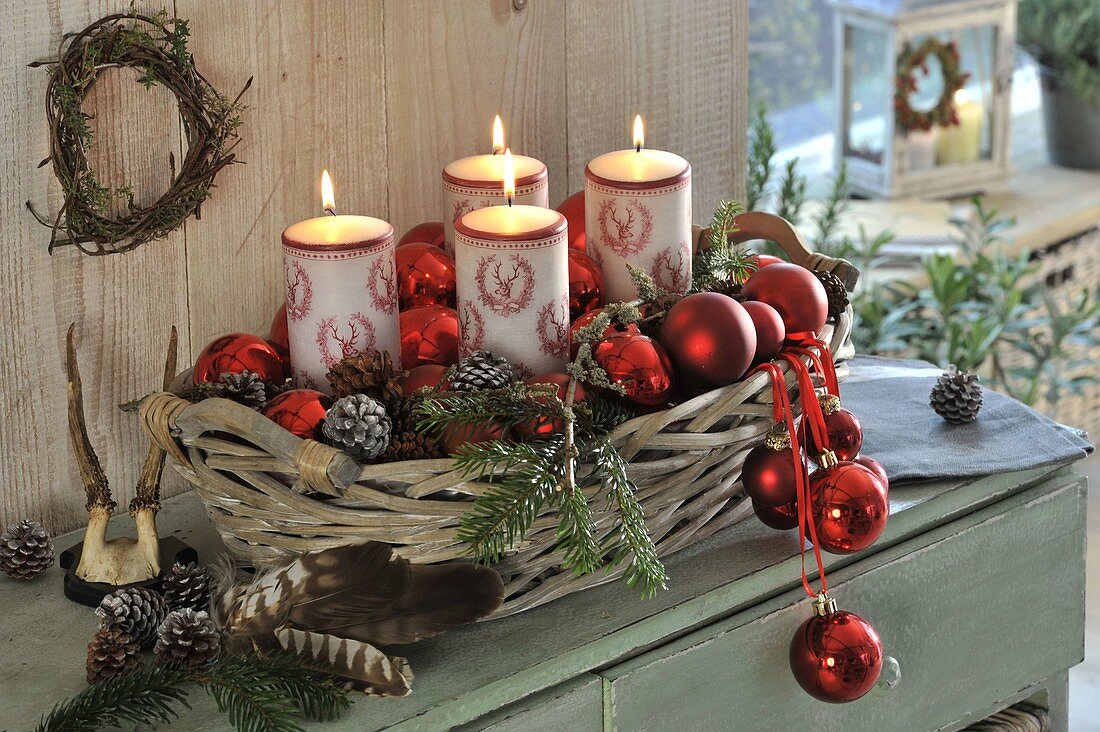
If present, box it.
[458,302,486,356]
[598,198,653,257]
[649,243,690,293]
[294,367,320,391]
[367,255,398,315]
[475,253,535,316]
[284,260,314,322]
[315,313,377,368]
[536,296,570,360]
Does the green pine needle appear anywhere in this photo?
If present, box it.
[36,664,191,732]
[693,199,755,292]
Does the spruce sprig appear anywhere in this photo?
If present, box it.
[692,199,756,292]
[36,664,190,732]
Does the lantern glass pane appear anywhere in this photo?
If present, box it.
[843,23,890,166]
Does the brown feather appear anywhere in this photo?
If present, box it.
[276,626,413,696]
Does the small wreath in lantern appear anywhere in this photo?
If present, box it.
[894,38,971,133]
[27,10,250,256]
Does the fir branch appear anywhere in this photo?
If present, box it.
[813,162,850,245]
[746,103,777,211]
[416,383,562,435]
[692,199,755,292]
[775,158,807,225]
[36,664,191,732]
[556,480,603,575]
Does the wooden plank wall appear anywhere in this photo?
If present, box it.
[0,0,748,534]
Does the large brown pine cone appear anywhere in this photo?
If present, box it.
[381,431,444,462]
[87,628,142,683]
[327,350,406,402]
[930,365,983,424]
[813,269,850,321]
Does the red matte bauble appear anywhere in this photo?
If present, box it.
[741,301,786,362]
[753,499,800,530]
[592,333,674,407]
[855,455,889,490]
[742,263,828,338]
[395,243,457,310]
[809,462,889,554]
[568,249,604,319]
[442,421,506,455]
[194,333,285,384]
[659,292,757,387]
[263,389,332,440]
[790,608,883,703]
[398,221,446,248]
[556,190,586,251]
[400,305,459,368]
[742,444,798,505]
[752,253,785,269]
[803,406,863,463]
[401,363,448,394]
[268,303,290,358]
[518,373,589,439]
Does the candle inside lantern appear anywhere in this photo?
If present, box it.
[585,115,692,301]
[282,170,400,392]
[454,149,570,378]
[442,116,549,256]
[937,89,984,165]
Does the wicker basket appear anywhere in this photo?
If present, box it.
[139,212,858,619]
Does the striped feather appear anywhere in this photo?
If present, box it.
[276,626,413,696]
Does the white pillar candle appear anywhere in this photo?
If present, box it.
[585,116,692,302]
[907,128,938,171]
[937,89,984,165]
[282,171,400,393]
[442,116,548,257]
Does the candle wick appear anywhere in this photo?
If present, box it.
[636,143,641,153]
[324,207,337,216]
[507,196,513,207]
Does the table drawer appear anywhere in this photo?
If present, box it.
[601,474,1086,732]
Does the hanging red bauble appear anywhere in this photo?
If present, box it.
[268,303,290,358]
[592,332,674,407]
[752,253,785,269]
[263,389,332,440]
[400,305,459,368]
[790,597,883,703]
[400,363,448,394]
[570,309,641,358]
[752,498,800,530]
[741,301,786,362]
[802,396,863,462]
[855,455,889,490]
[568,249,604,319]
[742,432,797,506]
[742,263,828,339]
[809,461,889,554]
[517,373,589,439]
[398,221,446,249]
[395,242,457,310]
[659,292,756,387]
[442,421,506,455]
[556,190,587,251]
[194,333,285,384]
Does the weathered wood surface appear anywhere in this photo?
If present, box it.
[0,464,1081,730]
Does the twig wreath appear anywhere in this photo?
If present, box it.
[894,38,971,133]
[26,9,251,256]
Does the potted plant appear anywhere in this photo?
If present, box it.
[1018,0,1100,169]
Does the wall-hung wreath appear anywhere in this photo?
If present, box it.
[894,38,971,133]
[27,9,250,256]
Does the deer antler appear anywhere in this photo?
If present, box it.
[66,323,114,513]
[131,326,177,513]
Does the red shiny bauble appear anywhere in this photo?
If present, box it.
[753,499,800,530]
[263,389,332,440]
[790,607,883,703]
[592,332,674,407]
[556,190,586,251]
[400,305,459,368]
[398,221,446,249]
[518,373,589,439]
[268,303,290,358]
[809,462,889,554]
[570,309,641,359]
[395,242,457,310]
[741,301,786,362]
[659,292,757,387]
[752,253,785,269]
[742,263,828,338]
[742,444,797,505]
[855,455,889,490]
[568,249,604,319]
[442,421,506,455]
[401,363,448,394]
[803,405,863,462]
[194,333,285,384]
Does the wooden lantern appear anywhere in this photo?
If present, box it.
[828,0,1018,199]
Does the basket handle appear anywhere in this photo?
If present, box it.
[692,211,860,290]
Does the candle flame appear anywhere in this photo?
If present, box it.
[503,148,515,204]
[321,169,336,214]
[492,114,505,155]
[633,114,644,151]
[954,88,971,105]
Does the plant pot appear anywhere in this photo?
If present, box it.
[1039,65,1100,169]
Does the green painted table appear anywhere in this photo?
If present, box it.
[0,464,1086,731]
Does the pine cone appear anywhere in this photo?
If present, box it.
[381,431,444,462]
[162,562,212,612]
[386,395,423,434]
[450,350,515,392]
[155,609,222,668]
[322,394,392,462]
[87,627,142,683]
[96,587,169,648]
[0,519,54,579]
[814,270,850,321]
[930,365,983,424]
[327,350,406,402]
[218,370,268,409]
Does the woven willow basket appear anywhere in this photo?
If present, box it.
[139,212,858,619]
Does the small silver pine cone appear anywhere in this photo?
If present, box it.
[0,519,54,579]
[930,365,984,424]
[86,627,142,683]
[155,608,222,668]
[322,394,392,462]
[218,370,268,409]
[162,562,213,612]
[450,350,515,392]
[96,586,169,648]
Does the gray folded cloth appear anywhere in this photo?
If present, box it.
[840,356,1093,483]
